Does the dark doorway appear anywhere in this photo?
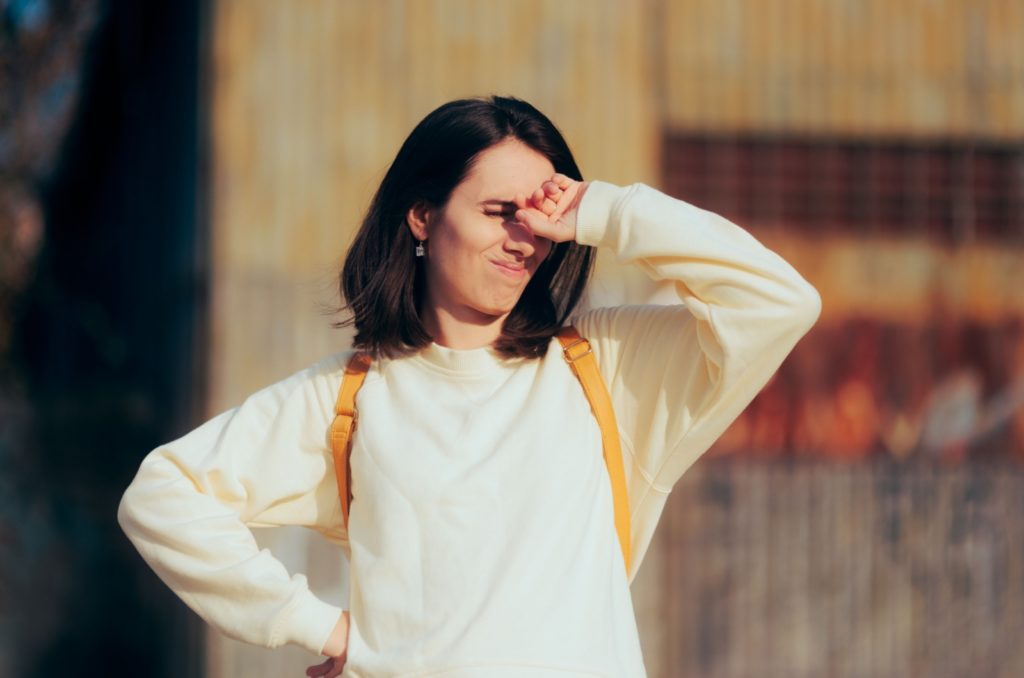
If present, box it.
[9,1,208,676]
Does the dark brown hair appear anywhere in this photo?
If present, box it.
[331,95,596,360]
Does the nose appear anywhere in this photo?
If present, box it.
[503,218,539,259]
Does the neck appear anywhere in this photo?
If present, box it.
[421,300,508,350]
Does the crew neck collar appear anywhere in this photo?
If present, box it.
[412,341,524,375]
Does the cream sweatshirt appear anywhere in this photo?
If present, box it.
[117,180,821,677]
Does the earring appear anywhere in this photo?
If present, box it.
[415,240,425,257]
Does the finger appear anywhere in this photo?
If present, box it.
[542,181,562,199]
[548,182,582,223]
[552,173,573,189]
[325,658,346,678]
[540,186,565,209]
[540,196,558,216]
[305,659,329,675]
[531,187,548,210]
[514,207,545,235]
[514,192,528,210]
[306,657,334,677]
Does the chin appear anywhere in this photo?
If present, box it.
[475,295,524,317]
[467,278,532,317]
[476,303,515,318]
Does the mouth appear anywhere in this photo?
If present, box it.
[490,259,527,279]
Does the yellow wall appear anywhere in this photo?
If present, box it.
[663,0,1024,138]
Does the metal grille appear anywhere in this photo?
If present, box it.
[662,134,1024,243]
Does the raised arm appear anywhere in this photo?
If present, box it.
[570,180,821,492]
[116,352,350,656]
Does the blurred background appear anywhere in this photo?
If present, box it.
[2,1,1022,677]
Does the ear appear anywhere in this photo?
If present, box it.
[406,201,431,241]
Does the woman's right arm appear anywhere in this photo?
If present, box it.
[117,352,351,657]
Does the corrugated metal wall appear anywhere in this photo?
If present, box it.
[664,460,1024,677]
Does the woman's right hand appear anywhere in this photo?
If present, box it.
[306,610,350,677]
[514,173,588,245]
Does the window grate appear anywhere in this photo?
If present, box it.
[662,134,1024,243]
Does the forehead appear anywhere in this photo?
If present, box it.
[457,139,556,201]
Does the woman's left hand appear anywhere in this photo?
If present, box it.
[514,174,588,244]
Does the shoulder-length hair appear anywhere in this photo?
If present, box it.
[331,94,596,360]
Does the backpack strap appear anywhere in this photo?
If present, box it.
[556,325,633,577]
[329,352,371,529]
[328,329,633,578]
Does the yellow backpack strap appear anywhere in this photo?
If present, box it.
[556,325,632,577]
[329,352,372,529]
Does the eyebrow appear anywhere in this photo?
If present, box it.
[478,199,516,207]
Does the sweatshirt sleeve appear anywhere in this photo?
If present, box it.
[570,180,821,493]
[116,351,351,656]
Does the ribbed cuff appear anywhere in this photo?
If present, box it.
[574,180,632,248]
[275,586,345,656]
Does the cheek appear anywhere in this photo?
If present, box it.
[438,214,501,252]
[535,239,554,265]
[429,223,493,278]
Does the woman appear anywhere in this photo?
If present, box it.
[118,95,821,677]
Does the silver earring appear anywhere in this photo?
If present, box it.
[415,240,425,257]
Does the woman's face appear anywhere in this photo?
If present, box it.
[408,138,556,326]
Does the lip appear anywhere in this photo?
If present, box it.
[490,259,527,278]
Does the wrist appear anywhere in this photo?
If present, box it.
[321,610,350,657]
